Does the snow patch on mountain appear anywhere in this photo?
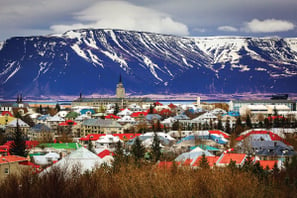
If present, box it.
[63,30,82,40]
[3,63,20,84]
[86,49,103,68]
[101,50,129,70]
[143,56,163,81]
[71,44,89,60]
[0,41,4,51]
[84,31,98,49]
[285,38,297,52]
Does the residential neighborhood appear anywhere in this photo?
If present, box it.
[0,81,297,197]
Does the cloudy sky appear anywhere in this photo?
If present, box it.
[0,0,296,41]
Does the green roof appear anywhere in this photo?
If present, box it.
[39,143,82,150]
[190,144,220,151]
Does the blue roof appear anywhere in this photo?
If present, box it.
[223,111,240,117]
[146,114,162,121]
[80,109,95,115]
[37,114,50,121]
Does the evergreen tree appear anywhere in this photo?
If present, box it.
[246,115,252,129]
[151,132,161,162]
[233,117,244,136]
[113,141,125,172]
[149,104,154,114]
[55,103,61,112]
[264,118,270,129]
[87,138,95,153]
[225,119,231,134]
[114,103,120,115]
[199,153,210,169]
[217,119,223,131]
[172,121,180,131]
[155,120,162,132]
[9,119,28,157]
[131,137,145,162]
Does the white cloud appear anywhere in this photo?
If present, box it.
[217,26,238,32]
[243,18,295,33]
[50,1,189,36]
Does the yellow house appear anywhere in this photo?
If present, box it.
[0,155,28,180]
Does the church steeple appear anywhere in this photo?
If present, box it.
[116,74,125,98]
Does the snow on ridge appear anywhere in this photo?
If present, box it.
[63,30,82,39]
[33,62,48,81]
[3,64,20,84]
[71,44,89,60]
[101,50,129,70]
[285,38,297,52]
[0,61,17,76]
[0,41,4,51]
[83,31,98,49]
[143,56,163,82]
[86,49,103,68]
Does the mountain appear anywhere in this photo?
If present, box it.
[1,29,297,99]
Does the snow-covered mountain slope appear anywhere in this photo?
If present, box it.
[0,29,297,99]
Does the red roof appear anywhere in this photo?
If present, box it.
[113,133,141,140]
[1,111,13,117]
[209,130,230,139]
[79,134,105,141]
[98,149,114,158]
[0,155,28,164]
[182,159,193,166]
[130,112,148,118]
[256,160,278,170]
[154,101,163,106]
[168,103,177,109]
[218,153,246,165]
[236,130,289,144]
[58,120,77,126]
[105,114,120,119]
[268,116,285,120]
[192,156,220,167]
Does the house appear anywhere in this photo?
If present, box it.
[192,156,220,168]
[95,135,122,150]
[191,112,217,124]
[46,115,65,131]
[256,160,279,170]
[117,115,136,124]
[130,111,148,121]
[40,147,106,177]
[0,155,28,180]
[81,118,123,136]
[117,108,133,117]
[105,114,120,120]
[5,119,30,136]
[27,123,54,141]
[216,153,247,167]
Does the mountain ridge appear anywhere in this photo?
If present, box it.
[1,28,297,99]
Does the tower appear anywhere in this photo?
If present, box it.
[116,74,125,98]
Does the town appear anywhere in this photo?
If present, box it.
[0,77,297,197]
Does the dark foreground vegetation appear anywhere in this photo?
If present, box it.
[1,156,297,198]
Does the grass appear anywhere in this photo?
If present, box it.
[0,158,297,198]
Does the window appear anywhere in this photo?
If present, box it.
[4,168,9,174]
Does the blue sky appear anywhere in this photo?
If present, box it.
[0,0,296,41]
